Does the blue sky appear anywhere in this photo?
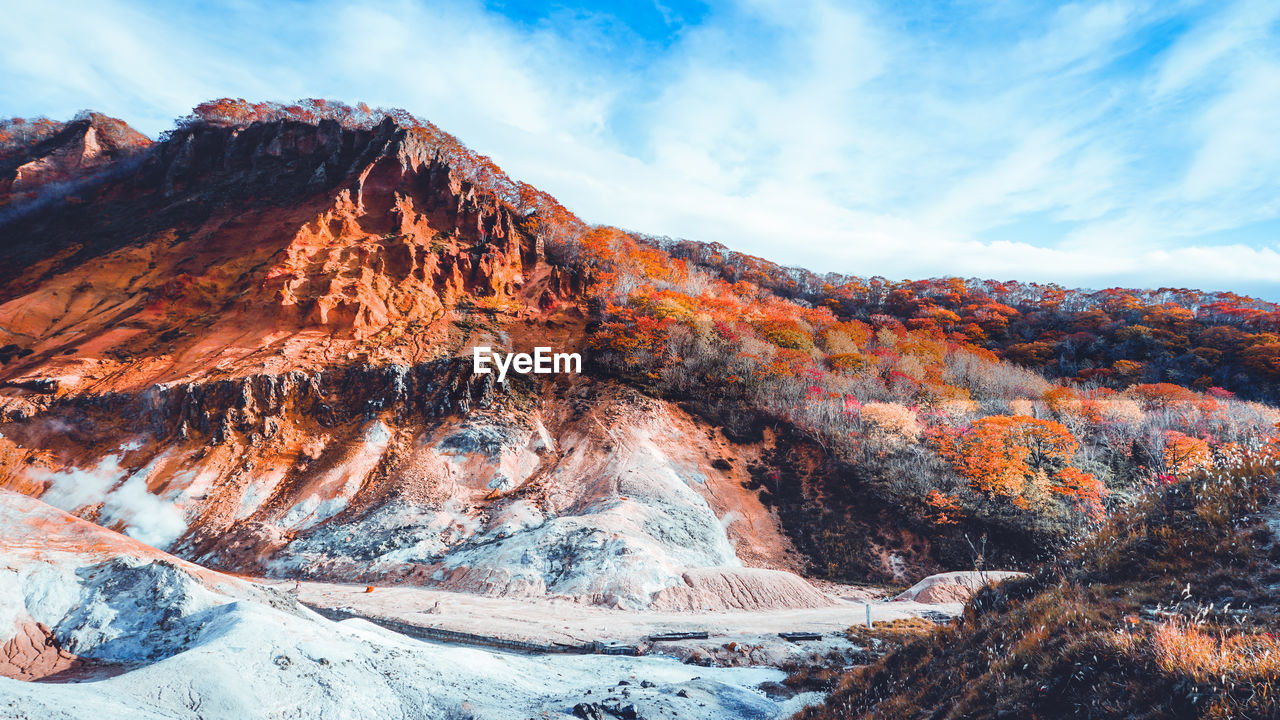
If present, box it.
[3,1,1280,298]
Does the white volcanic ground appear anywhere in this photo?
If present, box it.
[287,578,952,667]
[13,382,832,613]
[0,489,826,719]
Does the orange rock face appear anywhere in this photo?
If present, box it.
[0,110,820,612]
[0,619,79,681]
[0,115,578,400]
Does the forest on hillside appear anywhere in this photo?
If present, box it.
[8,98,1279,578]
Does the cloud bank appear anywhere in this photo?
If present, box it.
[2,0,1278,297]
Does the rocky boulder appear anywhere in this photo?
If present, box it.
[891,571,1028,604]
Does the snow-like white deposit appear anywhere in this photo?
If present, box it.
[0,491,802,720]
[282,421,392,530]
[1,602,797,719]
[424,427,743,607]
[0,571,21,637]
[271,408,763,609]
[11,608,796,719]
[432,495,738,605]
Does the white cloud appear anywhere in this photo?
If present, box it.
[1014,0,1141,77]
[1,0,1279,297]
[1181,61,1280,201]
[1152,0,1280,96]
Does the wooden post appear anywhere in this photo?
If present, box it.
[865,603,873,629]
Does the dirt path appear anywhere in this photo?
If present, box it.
[277,579,960,664]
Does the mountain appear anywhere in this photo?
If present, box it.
[1,99,1277,719]
[0,102,832,613]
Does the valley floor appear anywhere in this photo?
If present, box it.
[1,613,819,720]
[284,579,958,667]
[0,486,968,720]
[2,572,959,720]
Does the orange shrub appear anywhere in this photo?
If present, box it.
[932,415,1103,513]
[923,489,964,525]
[590,304,673,369]
[1131,383,1199,409]
[1163,431,1212,476]
[753,317,815,351]
[828,353,871,373]
[1112,359,1144,381]
[1043,386,1083,416]
[860,402,922,445]
[1150,620,1280,684]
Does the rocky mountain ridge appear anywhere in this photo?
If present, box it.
[0,112,151,212]
[0,107,858,613]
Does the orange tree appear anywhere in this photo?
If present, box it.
[1163,431,1212,477]
[589,303,675,380]
[932,415,1105,516]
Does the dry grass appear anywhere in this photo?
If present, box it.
[1148,620,1280,684]
[844,616,936,647]
[794,447,1280,719]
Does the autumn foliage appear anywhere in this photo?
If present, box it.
[570,225,1277,560]
[1163,431,1213,477]
[0,117,65,161]
[922,489,964,526]
[663,240,1280,403]
[932,416,1105,517]
[797,441,1280,720]
[146,100,1280,568]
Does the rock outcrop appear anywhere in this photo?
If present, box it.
[0,113,151,210]
[0,618,79,681]
[0,108,816,613]
[890,570,1028,604]
[0,113,582,401]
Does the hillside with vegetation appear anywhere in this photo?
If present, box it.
[0,98,1277,719]
[3,99,1277,585]
[795,439,1280,719]
[573,228,1279,576]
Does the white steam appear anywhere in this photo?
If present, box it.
[37,455,125,510]
[31,452,187,550]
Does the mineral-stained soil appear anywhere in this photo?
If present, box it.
[0,113,867,616]
[0,488,824,719]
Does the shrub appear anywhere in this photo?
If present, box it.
[753,317,815,351]
[932,415,1104,516]
[795,443,1280,720]
[1163,431,1212,477]
[1148,619,1280,684]
[859,402,922,446]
